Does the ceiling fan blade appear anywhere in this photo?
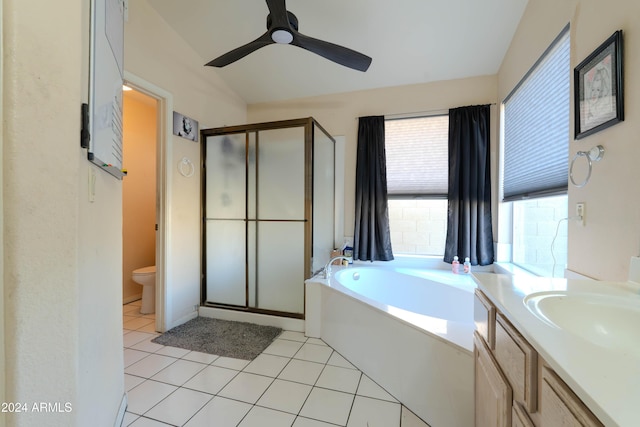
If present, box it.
[265,0,290,28]
[205,32,273,67]
[292,32,372,72]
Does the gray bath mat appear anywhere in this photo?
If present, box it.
[151,317,282,360]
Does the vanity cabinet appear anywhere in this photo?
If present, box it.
[474,289,604,427]
[474,331,512,426]
[540,366,603,426]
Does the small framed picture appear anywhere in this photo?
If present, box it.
[173,111,199,142]
[574,30,624,139]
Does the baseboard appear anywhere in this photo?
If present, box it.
[167,311,198,330]
[199,306,304,332]
[114,394,127,427]
[123,294,142,305]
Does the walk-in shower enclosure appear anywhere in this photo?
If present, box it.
[201,118,335,318]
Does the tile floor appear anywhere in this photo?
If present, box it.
[123,301,431,427]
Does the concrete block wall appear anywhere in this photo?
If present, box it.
[388,199,448,255]
[512,196,568,276]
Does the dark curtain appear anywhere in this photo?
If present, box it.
[444,105,494,266]
[353,116,394,261]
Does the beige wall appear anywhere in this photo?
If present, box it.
[1,0,247,426]
[251,0,640,281]
[499,0,640,280]
[4,0,636,425]
[3,0,124,425]
[248,76,499,241]
[0,0,5,423]
[123,92,157,302]
[124,0,247,328]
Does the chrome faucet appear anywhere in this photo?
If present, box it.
[322,256,350,279]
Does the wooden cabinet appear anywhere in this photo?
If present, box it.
[540,366,604,427]
[474,289,603,427]
[474,331,512,427]
[512,402,535,427]
[494,313,537,413]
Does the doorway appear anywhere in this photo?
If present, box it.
[122,73,173,333]
[122,87,157,318]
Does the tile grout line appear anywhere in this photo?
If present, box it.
[122,303,421,427]
[343,368,364,427]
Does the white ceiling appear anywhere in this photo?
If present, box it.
[146,0,529,104]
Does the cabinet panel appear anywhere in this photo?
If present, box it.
[474,332,512,427]
[495,313,538,413]
[512,401,535,427]
[474,289,496,349]
[540,366,604,427]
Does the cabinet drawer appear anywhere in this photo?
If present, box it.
[495,313,537,413]
[474,289,495,349]
[540,366,604,427]
[512,401,534,427]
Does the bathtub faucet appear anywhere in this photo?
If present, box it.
[322,256,350,279]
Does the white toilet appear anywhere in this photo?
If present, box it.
[132,266,156,314]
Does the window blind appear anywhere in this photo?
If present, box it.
[503,27,570,201]
[385,115,449,197]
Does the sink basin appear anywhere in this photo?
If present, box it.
[524,291,640,357]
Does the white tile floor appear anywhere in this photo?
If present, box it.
[123,301,431,427]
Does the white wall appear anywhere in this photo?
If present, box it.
[3,0,123,425]
[0,0,5,425]
[250,0,640,281]
[1,1,247,426]
[498,0,640,280]
[124,0,247,328]
[248,76,499,241]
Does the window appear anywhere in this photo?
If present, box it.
[512,195,568,277]
[502,26,570,276]
[385,115,449,255]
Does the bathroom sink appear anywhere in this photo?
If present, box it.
[524,291,640,357]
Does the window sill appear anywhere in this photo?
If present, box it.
[493,262,541,277]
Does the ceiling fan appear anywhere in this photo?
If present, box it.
[205,0,372,72]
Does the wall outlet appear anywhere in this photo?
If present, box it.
[576,202,585,226]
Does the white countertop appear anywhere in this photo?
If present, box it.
[472,272,640,427]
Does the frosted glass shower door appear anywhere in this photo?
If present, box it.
[252,126,306,314]
[204,133,247,307]
[312,123,335,273]
[202,118,334,318]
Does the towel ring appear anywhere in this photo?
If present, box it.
[178,157,195,178]
[569,145,604,188]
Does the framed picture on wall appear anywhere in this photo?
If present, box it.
[173,111,199,142]
[574,30,624,139]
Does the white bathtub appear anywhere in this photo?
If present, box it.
[305,261,483,427]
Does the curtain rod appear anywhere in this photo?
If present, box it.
[357,103,497,120]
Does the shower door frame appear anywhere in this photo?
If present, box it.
[201,117,334,319]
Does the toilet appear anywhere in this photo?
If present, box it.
[132,266,156,314]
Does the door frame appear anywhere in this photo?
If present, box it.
[123,72,173,332]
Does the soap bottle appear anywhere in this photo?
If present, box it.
[463,257,471,274]
[343,245,353,264]
[452,256,460,274]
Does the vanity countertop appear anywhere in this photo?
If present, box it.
[472,272,640,427]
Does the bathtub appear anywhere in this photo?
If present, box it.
[305,261,482,427]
